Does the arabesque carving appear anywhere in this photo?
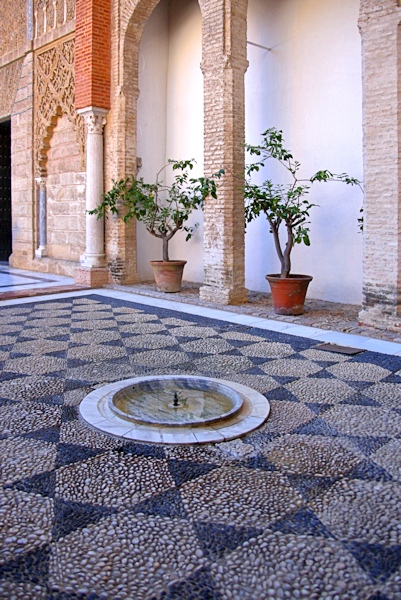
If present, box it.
[35,38,85,176]
[0,60,23,119]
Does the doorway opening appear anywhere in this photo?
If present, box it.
[0,120,12,262]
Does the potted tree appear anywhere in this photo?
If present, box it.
[90,159,223,292]
[244,128,361,315]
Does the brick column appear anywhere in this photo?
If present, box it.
[74,0,111,286]
[104,5,143,286]
[358,1,401,330]
[199,0,248,305]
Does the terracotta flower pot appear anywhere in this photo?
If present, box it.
[265,274,313,315]
[150,260,187,293]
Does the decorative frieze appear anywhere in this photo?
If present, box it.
[33,0,75,39]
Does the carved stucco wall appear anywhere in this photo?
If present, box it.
[34,38,85,177]
[0,0,27,57]
[0,60,23,120]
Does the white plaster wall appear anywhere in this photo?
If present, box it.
[245,0,363,304]
[137,0,203,282]
[136,0,169,278]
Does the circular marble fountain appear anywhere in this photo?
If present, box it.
[80,375,270,445]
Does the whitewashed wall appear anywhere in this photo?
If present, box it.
[137,0,204,282]
[137,0,363,302]
[245,0,363,304]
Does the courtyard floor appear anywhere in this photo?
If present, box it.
[1,268,401,599]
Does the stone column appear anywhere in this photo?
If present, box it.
[75,0,111,287]
[75,107,109,286]
[199,0,248,305]
[358,1,401,330]
[35,177,47,258]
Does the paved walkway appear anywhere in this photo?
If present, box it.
[0,264,87,300]
[1,267,401,599]
[2,263,401,344]
[105,280,401,345]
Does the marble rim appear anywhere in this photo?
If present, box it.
[79,375,271,445]
[109,376,244,427]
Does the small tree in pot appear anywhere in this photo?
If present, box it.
[90,159,223,292]
[244,128,361,315]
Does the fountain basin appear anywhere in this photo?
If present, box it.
[80,375,270,445]
[110,377,243,427]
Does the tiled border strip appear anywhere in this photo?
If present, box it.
[2,287,401,356]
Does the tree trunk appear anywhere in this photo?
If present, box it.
[281,225,293,278]
[162,237,169,262]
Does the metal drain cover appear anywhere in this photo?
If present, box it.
[314,343,365,355]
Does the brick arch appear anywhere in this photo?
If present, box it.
[116,0,249,302]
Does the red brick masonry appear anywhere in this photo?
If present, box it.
[75,0,111,110]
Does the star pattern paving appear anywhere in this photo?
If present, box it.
[0,294,401,599]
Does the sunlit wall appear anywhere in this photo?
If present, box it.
[245,0,363,304]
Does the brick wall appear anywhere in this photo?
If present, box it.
[75,0,111,110]
[199,0,248,304]
[358,0,401,329]
[359,0,399,24]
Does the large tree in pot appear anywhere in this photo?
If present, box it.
[91,159,224,292]
[243,128,362,315]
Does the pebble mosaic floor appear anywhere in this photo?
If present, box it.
[1,293,401,599]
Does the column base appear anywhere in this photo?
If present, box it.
[35,246,47,258]
[199,285,248,305]
[81,253,106,268]
[75,267,109,287]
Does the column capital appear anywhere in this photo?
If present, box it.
[35,176,47,190]
[77,107,109,134]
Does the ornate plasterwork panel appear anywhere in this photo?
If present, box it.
[0,0,26,56]
[0,61,23,120]
[34,38,85,176]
